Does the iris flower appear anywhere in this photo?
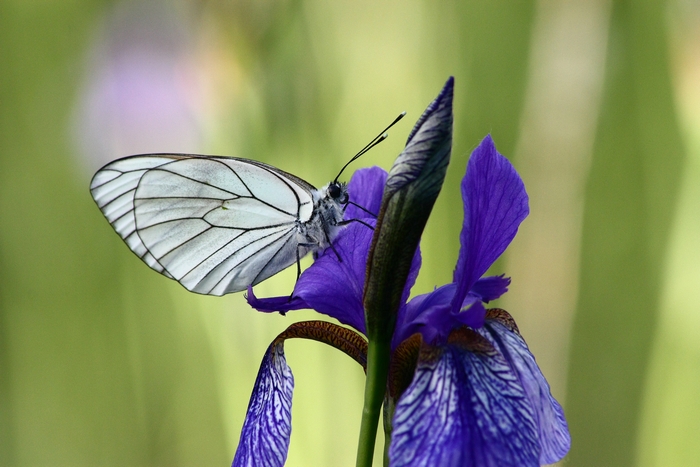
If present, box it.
[234,80,570,466]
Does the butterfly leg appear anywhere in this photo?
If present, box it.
[288,242,315,302]
[319,223,343,262]
[344,200,377,218]
[338,218,374,230]
[329,243,342,262]
[295,242,317,281]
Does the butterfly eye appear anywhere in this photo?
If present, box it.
[328,183,342,199]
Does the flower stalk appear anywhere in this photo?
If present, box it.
[355,338,392,467]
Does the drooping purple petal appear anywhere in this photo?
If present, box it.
[389,329,540,467]
[481,309,571,464]
[247,167,390,332]
[248,222,373,334]
[246,288,310,314]
[295,223,373,333]
[344,166,388,221]
[451,135,529,327]
[232,343,293,467]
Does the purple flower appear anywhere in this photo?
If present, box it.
[234,134,570,466]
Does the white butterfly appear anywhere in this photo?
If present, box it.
[90,154,351,296]
[90,113,403,296]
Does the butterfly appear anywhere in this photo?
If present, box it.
[90,113,404,296]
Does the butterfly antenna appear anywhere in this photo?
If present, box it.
[333,111,406,183]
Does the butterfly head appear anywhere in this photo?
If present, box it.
[327,181,349,205]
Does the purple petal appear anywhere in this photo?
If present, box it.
[246,287,310,314]
[451,135,529,319]
[454,296,486,329]
[471,275,510,302]
[389,331,540,467]
[395,284,455,346]
[247,167,389,332]
[248,222,373,334]
[481,310,571,464]
[393,246,423,340]
[396,282,484,346]
[298,222,374,333]
[344,166,388,220]
[232,343,293,467]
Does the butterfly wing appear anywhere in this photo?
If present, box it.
[90,154,316,295]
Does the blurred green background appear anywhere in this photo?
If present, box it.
[1,0,699,466]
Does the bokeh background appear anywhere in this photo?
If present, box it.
[1,0,699,466]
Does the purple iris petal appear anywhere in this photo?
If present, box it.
[249,222,372,334]
[344,166,388,220]
[246,289,309,314]
[388,334,540,467]
[247,167,390,332]
[451,135,529,327]
[293,222,374,333]
[394,275,498,346]
[454,296,487,329]
[471,275,510,302]
[395,284,455,346]
[232,343,293,467]
[481,314,571,464]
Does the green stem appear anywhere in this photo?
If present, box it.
[356,338,391,467]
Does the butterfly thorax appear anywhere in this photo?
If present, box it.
[296,181,348,250]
